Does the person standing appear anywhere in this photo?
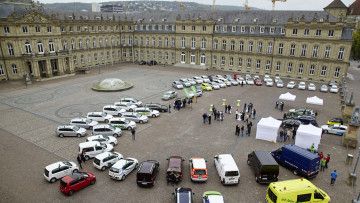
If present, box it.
[168,104,171,113]
[318,152,324,160]
[330,170,338,185]
[241,125,245,137]
[235,110,239,120]
[284,130,288,142]
[208,115,212,124]
[77,153,83,169]
[81,151,86,163]
[325,154,330,168]
[253,109,256,119]
[225,104,228,114]
[244,103,247,112]
[213,109,217,120]
[281,102,284,111]
[310,143,315,153]
[228,104,231,114]
[248,122,252,135]
[245,114,249,124]
[217,111,220,121]
[320,158,326,171]
[235,125,240,136]
[275,101,279,109]
[203,113,207,124]
[283,113,287,120]
[279,131,284,143]
[131,128,136,140]
[292,128,296,140]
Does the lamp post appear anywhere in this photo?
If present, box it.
[347,147,360,186]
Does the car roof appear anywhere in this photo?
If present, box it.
[58,125,75,128]
[62,172,89,182]
[88,112,103,115]
[87,135,106,139]
[254,151,278,166]
[168,156,182,172]
[93,124,110,129]
[192,157,206,169]
[217,154,238,171]
[71,118,87,122]
[138,161,156,173]
[95,151,116,159]
[109,117,126,121]
[46,161,67,170]
[176,187,192,193]
[79,141,101,147]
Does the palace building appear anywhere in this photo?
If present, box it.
[0,0,354,82]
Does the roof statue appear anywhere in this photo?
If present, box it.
[348,92,354,105]
[350,106,360,126]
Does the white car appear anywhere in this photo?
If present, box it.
[266,80,274,87]
[237,77,246,85]
[120,98,142,107]
[179,78,191,87]
[121,112,149,124]
[193,76,204,84]
[79,141,114,160]
[44,161,79,183]
[276,80,284,88]
[103,105,126,116]
[286,81,296,89]
[320,85,328,92]
[202,191,225,203]
[229,79,239,86]
[108,117,136,130]
[253,75,259,80]
[215,75,224,79]
[330,85,339,93]
[134,107,160,118]
[321,124,347,136]
[246,78,254,85]
[172,81,184,89]
[86,134,118,146]
[93,152,123,171]
[264,76,272,83]
[274,76,281,83]
[92,124,122,137]
[187,78,197,85]
[298,82,306,90]
[201,75,210,83]
[210,81,220,90]
[56,125,87,138]
[87,112,113,123]
[308,83,316,91]
[217,80,227,88]
[109,158,139,180]
[219,78,231,86]
[70,118,98,129]
[245,74,251,80]
[114,102,137,112]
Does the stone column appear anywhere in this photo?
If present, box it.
[46,59,53,77]
[343,106,360,149]
[68,57,75,74]
[32,60,41,81]
[57,58,64,75]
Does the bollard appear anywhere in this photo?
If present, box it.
[222,99,226,106]
[347,154,354,165]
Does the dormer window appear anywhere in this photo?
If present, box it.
[232,26,236,32]
[319,18,324,22]
[235,18,240,22]
[253,18,258,22]
[241,26,245,32]
[215,25,219,31]
[273,19,277,23]
[281,28,286,34]
[218,18,223,22]
[260,27,264,33]
[270,27,275,34]
[223,26,227,32]
[250,27,255,33]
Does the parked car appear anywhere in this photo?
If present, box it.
[92,124,122,137]
[144,103,168,112]
[201,75,210,83]
[286,81,296,89]
[293,115,317,126]
[70,118,98,130]
[136,160,160,187]
[139,60,146,65]
[208,75,218,82]
[187,78,197,85]
[108,117,136,130]
[93,151,123,171]
[276,80,284,88]
[245,74,251,80]
[234,73,241,79]
[113,102,137,112]
[218,78,231,86]
[271,144,320,178]
[330,85,339,93]
[216,75,224,79]
[246,78,254,85]
[56,125,87,138]
[179,78,191,87]
[121,112,148,124]
[103,105,126,116]
[201,83,212,91]
[224,74,232,80]
[59,172,96,196]
[78,141,114,160]
[264,75,272,83]
[328,80,337,86]
[254,78,262,86]
[266,80,274,87]
[320,84,328,92]
[195,85,202,91]
[237,77,246,85]
[86,134,118,146]
[172,81,184,89]
[189,90,202,98]
[166,156,184,184]
[120,98,142,107]
[327,117,343,125]
[162,91,178,100]
[109,158,139,180]
[298,82,306,90]
[214,154,240,185]
[193,76,204,84]
[44,161,79,183]
[308,83,316,91]
[229,79,239,85]
[247,150,279,183]
[210,81,220,90]
[189,157,208,182]
[134,107,160,118]
[274,76,281,83]
[289,108,315,116]
[321,124,347,135]
[87,112,113,123]
[147,60,157,66]
[173,187,194,203]
[253,75,260,80]
[217,80,227,88]
[202,191,225,203]
[281,119,302,129]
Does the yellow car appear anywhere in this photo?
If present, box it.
[327,117,343,125]
[201,83,212,91]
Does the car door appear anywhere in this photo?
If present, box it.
[122,162,132,176]
[77,176,89,190]
[61,166,71,177]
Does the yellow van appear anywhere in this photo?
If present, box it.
[265,178,330,203]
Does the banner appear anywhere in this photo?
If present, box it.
[183,88,190,99]
[190,85,197,93]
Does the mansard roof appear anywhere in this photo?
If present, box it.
[348,0,360,15]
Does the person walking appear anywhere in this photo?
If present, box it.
[320,158,326,171]
[77,153,83,169]
[283,113,287,120]
[131,128,136,140]
[244,103,247,112]
[245,114,249,124]
[241,125,245,137]
[235,125,240,136]
[284,130,288,142]
[202,113,207,124]
[168,104,171,113]
[228,104,231,114]
[253,109,256,119]
[279,130,284,142]
[318,152,324,160]
[330,170,338,185]
[235,110,239,120]
[248,123,252,135]
[213,109,217,120]
[280,102,284,111]
[217,111,220,121]
[325,154,330,168]
[275,101,279,109]
[81,151,86,163]
[208,115,211,124]
[225,104,228,114]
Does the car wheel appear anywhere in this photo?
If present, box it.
[255,176,259,183]
[73,169,78,173]
[139,120,144,124]
[152,114,156,118]
[59,134,64,138]
[113,134,118,138]
[104,119,109,123]
[90,179,96,185]
[127,127,132,130]
[68,190,74,196]
[121,174,126,181]
[129,109,133,112]
[89,126,93,130]
[101,166,106,171]
[293,170,298,175]
[118,113,122,117]
[110,142,115,146]
[324,130,328,134]
[50,178,56,183]
[77,134,81,138]
[85,156,90,161]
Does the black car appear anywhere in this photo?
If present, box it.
[147,60,157,66]
[144,103,168,112]
[136,160,159,187]
[281,119,301,129]
[247,150,279,183]
[293,115,318,126]
[139,60,147,65]
[173,187,194,203]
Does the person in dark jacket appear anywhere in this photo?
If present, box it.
[77,154,83,169]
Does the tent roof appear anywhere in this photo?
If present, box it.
[257,117,282,128]
[306,96,323,105]
[279,92,296,101]
[297,124,322,137]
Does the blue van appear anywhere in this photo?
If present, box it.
[271,144,320,178]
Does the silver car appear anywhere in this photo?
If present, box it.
[70,118,98,129]
[103,105,126,116]
[229,79,239,86]
[121,112,149,124]
[87,112,113,123]
[179,78,191,87]
[86,135,118,146]
[193,76,204,84]
[92,124,122,137]
[172,81,184,89]
[56,125,87,138]
[320,84,328,92]
[187,78,197,85]
[276,80,284,88]
[201,75,211,83]
[210,81,220,90]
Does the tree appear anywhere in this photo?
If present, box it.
[351,32,360,59]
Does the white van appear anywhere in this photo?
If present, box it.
[214,154,240,185]
[93,152,123,171]
[79,141,114,160]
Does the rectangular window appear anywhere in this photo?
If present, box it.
[4,26,10,33]
[182,26,185,31]
[316,30,322,36]
[192,26,195,31]
[248,42,253,52]
[215,25,219,32]
[312,46,319,58]
[232,26,236,32]
[73,56,77,64]
[221,56,225,65]
[98,26,102,31]
[309,65,315,75]
[334,67,340,78]
[191,38,195,49]
[22,26,28,33]
[70,26,73,32]
[292,28,298,35]
[290,44,295,56]
[304,29,309,36]
[247,59,251,68]
[213,55,217,65]
[92,26,95,32]
[172,52,175,60]
[298,64,303,74]
[328,30,334,37]
[47,26,52,32]
[35,26,40,33]
[287,63,293,72]
[229,57,234,66]
[281,28,286,34]
[238,58,242,67]
[222,40,226,50]
[158,37,162,47]
[61,27,66,32]
[250,27,254,33]
[267,42,273,54]
[241,26,245,32]
[324,46,331,59]
[260,27,264,33]
[7,44,14,56]
[301,44,307,57]
[258,42,262,53]
[265,60,270,70]
[278,43,283,55]
[239,41,244,52]
[256,60,261,69]
[171,38,175,47]
[230,41,235,51]
[223,26,227,32]
[203,26,206,31]
[270,27,275,34]
[338,47,345,60]
[276,62,281,71]
[12,64,17,74]
[0,65,4,75]
[321,66,327,76]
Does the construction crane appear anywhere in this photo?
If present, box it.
[212,0,215,11]
[272,0,286,10]
[175,1,184,13]
[244,0,250,10]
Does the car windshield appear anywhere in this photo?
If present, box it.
[73,126,80,131]
[86,119,93,123]
[116,107,122,111]
[164,92,171,96]
[108,125,115,130]
[225,171,239,176]
[278,81,283,84]
[194,169,206,175]
[110,167,120,173]
[103,135,109,139]
[63,162,72,166]
[289,82,295,85]
[136,114,142,118]
[124,119,129,124]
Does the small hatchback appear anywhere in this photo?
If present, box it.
[93,152,123,171]
[44,161,79,183]
[109,158,139,180]
[59,172,96,196]
[134,107,160,118]
[166,156,184,184]
[103,105,126,116]
[56,125,87,138]
[189,157,208,182]
[136,160,160,187]
[92,124,122,137]
[70,118,98,129]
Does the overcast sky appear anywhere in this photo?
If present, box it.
[37,0,355,11]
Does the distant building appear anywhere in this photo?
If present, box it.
[92,2,101,12]
[100,4,123,13]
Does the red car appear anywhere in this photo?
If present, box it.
[255,78,262,86]
[166,156,184,184]
[59,172,96,196]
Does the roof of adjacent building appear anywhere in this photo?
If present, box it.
[348,0,360,15]
[324,0,348,9]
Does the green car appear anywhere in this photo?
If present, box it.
[202,191,225,203]
[108,118,136,130]
[288,108,314,116]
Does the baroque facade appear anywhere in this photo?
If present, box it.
[0,3,353,82]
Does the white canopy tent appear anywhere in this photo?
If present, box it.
[279,92,296,101]
[256,117,282,143]
[295,124,322,150]
[306,96,323,106]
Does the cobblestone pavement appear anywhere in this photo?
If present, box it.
[1,62,360,203]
